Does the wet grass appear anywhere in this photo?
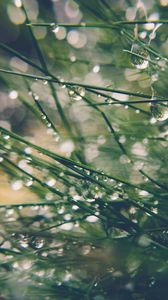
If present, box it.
[0,0,168,299]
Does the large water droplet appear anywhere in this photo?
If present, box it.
[150,103,168,121]
[131,43,149,69]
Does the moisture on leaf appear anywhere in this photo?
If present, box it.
[131,43,149,69]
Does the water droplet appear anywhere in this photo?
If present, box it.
[105,98,112,104]
[9,90,18,99]
[93,65,100,73]
[69,86,85,101]
[19,234,29,248]
[30,237,44,249]
[70,55,76,62]
[151,73,159,82]
[33,93,39,100]
[24,147,32,154]
[47,122,52,128]
[111,192,119,201]
[64,213,71,221]
[47,178,56,187]
[59,222,74,230]
[51,24,59,33]
[86,215,98,223]
[150,103,168,121]
[24,178,33,187]
[11,180,23,191]
[4,135,10,140]
[131,43,149,69]
[149,277,156,287]
[151,207,158,214]
[14,0,22,7]
[52,131,60,142]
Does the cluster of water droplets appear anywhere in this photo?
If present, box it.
[129,19,168,122]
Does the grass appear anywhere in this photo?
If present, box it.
[0,0,168,299]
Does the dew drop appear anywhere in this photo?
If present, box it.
[19,234,29,248]
[69,86,85,101]
[33,93,39,100]
[70,55,76,62]
[151,73,159,82]
[47,122,52,128]
[93,65,100,73]
[24,178,33,187]
[11,180,23,191]
[150,103,168,121]
[14,0,22,8]
[54,133,60,142]
[47,178,56,187]
[30,237,44,249]
[131,43,149,69]
[0,157,4,162]
[51,24,59,33]
[86,215,98,223]
[4,135,10,140]
[9,90,18,99]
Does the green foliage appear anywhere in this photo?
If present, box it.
[0,0,168,299]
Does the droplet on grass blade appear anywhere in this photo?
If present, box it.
[131,43,149,69]
[150,103,168,121]
[68,86,85,100]
[29,237,44,249]
[51,23,59,33]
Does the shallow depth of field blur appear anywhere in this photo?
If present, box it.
[0,0,168,299]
